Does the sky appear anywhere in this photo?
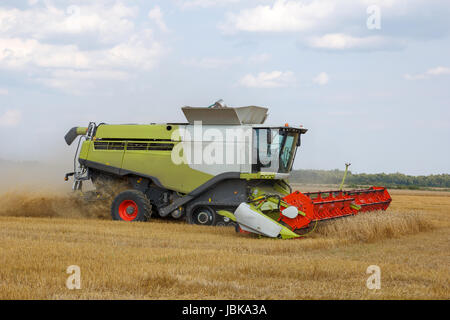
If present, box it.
[0,0,449,176]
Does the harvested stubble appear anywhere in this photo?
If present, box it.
[0,189,448,299]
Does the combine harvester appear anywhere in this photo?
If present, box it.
[64,102,391,239]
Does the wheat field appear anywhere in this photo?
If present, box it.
[0,188,448,299]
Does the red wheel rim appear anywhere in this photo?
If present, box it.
[118,200,139,221]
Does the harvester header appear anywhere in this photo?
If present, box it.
[64,101,391,239]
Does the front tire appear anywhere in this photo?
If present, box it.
[111,189,152,222]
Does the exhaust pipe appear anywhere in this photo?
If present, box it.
[64,127,88,145]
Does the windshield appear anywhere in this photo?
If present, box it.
[252,128,299,173]
[278,132,298,173]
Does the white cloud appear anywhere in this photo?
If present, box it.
[219,0,399,51]
[0,3,166,93]
[0,34,164,94]
[148,6,169,32]
[105,31,164,70]
[404,66,450,80]
[0,88,8,95]
[0,109,22,127]
[427,66,450,76]
[313,72,329,85]
[0,38,89,69]
[239,71,295,88]
[221,0,335,33]
[306,33,398,50]
[180,0,241,8]
[219,0,450,51]
[0,3,138,44]
[0,33,163,71]
[221,0,449,35]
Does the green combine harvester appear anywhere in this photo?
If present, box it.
[65,101,391,239]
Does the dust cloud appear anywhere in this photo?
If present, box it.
[0,159,109,219]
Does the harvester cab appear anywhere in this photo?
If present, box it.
[64,102,391,239]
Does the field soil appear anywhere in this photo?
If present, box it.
[0,188,448,299]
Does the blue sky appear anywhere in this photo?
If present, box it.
[0,0,449,175]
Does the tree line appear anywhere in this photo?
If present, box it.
[290,169,450,189]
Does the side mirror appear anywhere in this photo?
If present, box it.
[281,206,298,219]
